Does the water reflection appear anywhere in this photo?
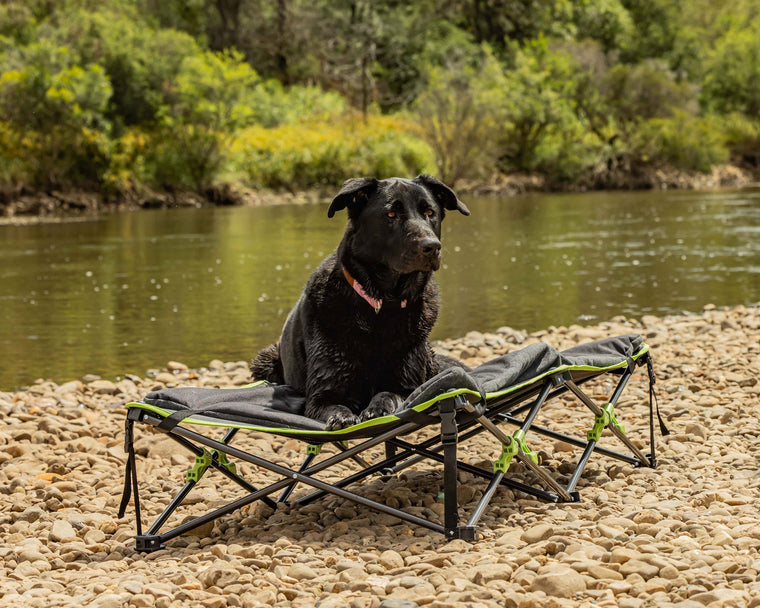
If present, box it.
[1,188,759,389]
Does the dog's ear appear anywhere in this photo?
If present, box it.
[328,177,379,218]
[414,174,470,216]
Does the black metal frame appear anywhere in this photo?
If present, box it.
[121,353,658,551]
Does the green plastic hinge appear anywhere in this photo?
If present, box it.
[215,451,237,475]
[587,403,626,442]
[513,429,539,465]
[307,444,322,456]
[494,438,517,473]
[186,450,213,483]
[493,430,538,473]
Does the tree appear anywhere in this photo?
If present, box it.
[498,39,578,172]
[701,19,760,119]
[150,50,260,189]
[413,47,507,185]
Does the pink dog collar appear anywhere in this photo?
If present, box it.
[343,268,407,313]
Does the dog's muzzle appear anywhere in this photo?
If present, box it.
[414,237,442,271]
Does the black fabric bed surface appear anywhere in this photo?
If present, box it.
[139,334,643,431]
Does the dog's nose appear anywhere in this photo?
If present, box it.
[420,238,441,257]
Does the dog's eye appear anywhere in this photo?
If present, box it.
[387,211,397,219]
[425,208,435,217]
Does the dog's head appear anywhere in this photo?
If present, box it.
[328,175,469,273]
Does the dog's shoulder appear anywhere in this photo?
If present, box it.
[302,253,342,304]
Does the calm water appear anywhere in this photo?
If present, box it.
[2,188,760,390]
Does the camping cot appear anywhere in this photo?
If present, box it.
[119,334,666,551]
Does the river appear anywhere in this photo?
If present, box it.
[2,187,759,390]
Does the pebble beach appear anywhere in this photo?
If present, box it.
[1,303,760,608]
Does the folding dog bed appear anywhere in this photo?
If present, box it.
[119,334,666,551]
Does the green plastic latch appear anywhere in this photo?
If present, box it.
[307,444,322,456]
[186,450,213,482]
[587,403,625,442]
[215,451,237,475]
[605,402,625,435]
[513,429,539,465]
[494,430,538,473]
[494,437,518,473]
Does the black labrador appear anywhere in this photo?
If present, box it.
[251,174,470,430]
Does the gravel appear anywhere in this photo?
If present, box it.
[1,303,759,608]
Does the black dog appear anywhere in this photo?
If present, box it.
[251,175,469,430]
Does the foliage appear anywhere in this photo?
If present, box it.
[602,60,696,128]
[720,113,760,168]
[1,0,760,197]
[701,18,760,119]
[229,115,435,190]
[498,39,580,174]
[0,41,112,187]
[629,112,729,172]
[412,46,507,185]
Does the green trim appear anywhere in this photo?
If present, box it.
[240,380,269,389]
[186,450,212,482]
[126,343,650,439]
[126,386,481,437]
[307,444,322,455]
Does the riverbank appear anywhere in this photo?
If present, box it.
[2,163,758,224]
[1,304,759,607]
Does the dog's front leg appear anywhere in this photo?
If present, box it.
[360,392,404,422]
[302,345,366,430]
[304,396,360,431]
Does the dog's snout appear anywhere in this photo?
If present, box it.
[420,237,441,256]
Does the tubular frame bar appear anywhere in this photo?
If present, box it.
[385,437,560,501]
[162,426,279,508]
[495,415,641,466]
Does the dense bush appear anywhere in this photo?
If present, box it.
[0,41,112,188]
[229,115,435,190]
[719,113,760,168]
[412,45,507,185]
[701,19,760,119]
[630,112,729,172]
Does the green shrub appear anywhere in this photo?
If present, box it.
[229,115,436,190]
[249,81,347,128]
[0,42,112,187]
[412,46,507,185]
[533,128,604,183]
[701,19,760,119]
[630,111,729,172]
[603,59,697,127]
[498,39,582,175]
[720,112,760,167]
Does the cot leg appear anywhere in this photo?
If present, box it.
[440,396,478,541]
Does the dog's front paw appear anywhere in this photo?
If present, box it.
[325,411,361,431]
[360,392,403,422]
